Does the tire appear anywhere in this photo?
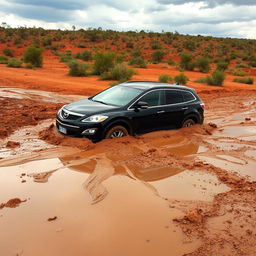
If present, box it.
[105,125,129,139]
[182,118,196,128]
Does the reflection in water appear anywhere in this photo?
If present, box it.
[58,141,200,203]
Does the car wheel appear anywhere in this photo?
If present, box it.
[182,118,196,127]
[105,125,129,139]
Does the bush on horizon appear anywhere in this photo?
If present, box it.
[174,73,188,85]
[68,60,89,76]
[206,69,225,86]
[7,58,22,68]
[129,56,147,68]
[151,50,165,64]
[179,52,194,71]
[233,77,254,84]
[23,45,43,67]
[93,52,116,75]
[100,63,135,82]
[159,74,173,83]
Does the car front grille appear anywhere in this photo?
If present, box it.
[61,109,83,120]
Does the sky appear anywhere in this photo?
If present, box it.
[0,0,256,39]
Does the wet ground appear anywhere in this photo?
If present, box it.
[0,88,256,256]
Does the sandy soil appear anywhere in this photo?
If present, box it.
[0,62,256,256]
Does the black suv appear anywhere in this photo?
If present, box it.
[56,81,204,141]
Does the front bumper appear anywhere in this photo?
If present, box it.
[56,118,104,140]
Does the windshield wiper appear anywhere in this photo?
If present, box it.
[91,99,109,105]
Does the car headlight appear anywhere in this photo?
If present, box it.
[81,115,108,123]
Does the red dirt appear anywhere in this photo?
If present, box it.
[0,42,256,255]
[0,97,63,138]
[0,198,26,209]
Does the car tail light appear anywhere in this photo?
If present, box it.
[200,103,205,109]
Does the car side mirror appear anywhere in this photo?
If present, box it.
[135,101,149,109]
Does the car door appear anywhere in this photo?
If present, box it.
[130,90,165,134]
[160,90,187,128]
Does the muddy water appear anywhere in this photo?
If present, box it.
[0,158,200,256]
[0,88,84,103]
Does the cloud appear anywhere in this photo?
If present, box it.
[1,0,256,39]
[157,0,256,7]
[7,0,90,10]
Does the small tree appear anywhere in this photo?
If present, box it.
[179,52,194,71]
[129,56,147,68]
[3,48,14,57]
[159,74,173,83]
[152,50,165,64]
[100,63,135,82]
[76,50,92,61]
[68,60,89,76]
[216,61,228,71]
[174,73,189,85]
[195,57,210,73]
[7,58,22,68]
[93,52,115,75]
[23,45,43,67]
[206,70,225,86]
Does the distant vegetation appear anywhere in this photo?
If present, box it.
[0,24,256,86]
[233,77,254,84]
[23,45,43,67]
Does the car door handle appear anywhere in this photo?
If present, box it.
[157,110,165,114]
[182,107,188,110]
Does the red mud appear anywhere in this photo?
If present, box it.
[0,97,63,138]
[0,198,26,209]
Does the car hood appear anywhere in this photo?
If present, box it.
[64,98,119,116]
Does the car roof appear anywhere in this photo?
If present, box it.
[120,81,195,92]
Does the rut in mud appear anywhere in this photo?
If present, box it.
[0,88,256,256]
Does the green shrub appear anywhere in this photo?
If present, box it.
[217,61,228,71]
[232,69,247,76]
[233,77,254,84]
[60,53,73,63]
[131,48,141,57]
[93,52,115,75]
[151,40,162,50]
[167,58,175,65]
[195,77,208,84]
[3,48,14,57]
[42,37,52,46]
[7,58,22,68]
[100,63,135,82]
[174,73,189,85]
[235,62,250,68]
[152,50,165,64]
[0,54,8,64]
[159,74,173,83]
[206,70,225,86]
[129,56,147,68]
[68,60,89,76]
[126,41,134,49]
[179,52,194,71]
[195,57,210,73]
[75,50,92,61]
[77,43,87,48]
[23,46,43,67]
[183,40,196,51]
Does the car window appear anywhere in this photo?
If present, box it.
[139,90,162,107]
[92,86,142,106]
[182,91,195,102]
[165,90,183,104]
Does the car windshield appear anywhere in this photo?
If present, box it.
[91,85,142,106]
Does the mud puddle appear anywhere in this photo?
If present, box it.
[0,157,200,256]
[0,120,56,158]
[0,88,84,103]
